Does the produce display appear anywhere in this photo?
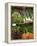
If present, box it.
[11,6,34,40]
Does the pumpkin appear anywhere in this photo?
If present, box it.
[21,33,26,39]
[29,33,33,39]
[26,32,29,39]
